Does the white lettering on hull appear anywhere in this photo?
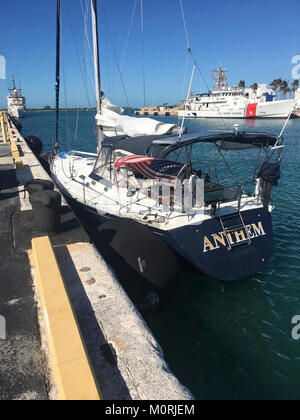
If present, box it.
[203,222,266,252]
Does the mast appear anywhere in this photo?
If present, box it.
[91,0,103,147]
[12,74,16,90]
[8,74,17,93]
[55,0,61,149]
[212,66,228,91]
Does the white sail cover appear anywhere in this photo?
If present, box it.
[96,96,183,138]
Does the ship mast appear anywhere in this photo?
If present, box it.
[55,0,61,149]
[11,74,16,90]
[8,74,17,93]
[91,0,103,148]
[212,66,228,91]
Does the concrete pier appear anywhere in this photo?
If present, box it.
[0,113,193,400]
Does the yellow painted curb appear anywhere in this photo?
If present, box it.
[11,141,20,158]
[32,236,100,400]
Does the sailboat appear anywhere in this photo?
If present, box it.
[51,0,284,282]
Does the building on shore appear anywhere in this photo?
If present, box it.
[134,104,182,116]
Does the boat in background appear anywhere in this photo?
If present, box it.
[178,66,300,119]
[7,75,26,119]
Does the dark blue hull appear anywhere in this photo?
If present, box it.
[164,208,273,281]
[62,194,273,282]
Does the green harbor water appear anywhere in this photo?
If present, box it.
[22,111,300,400]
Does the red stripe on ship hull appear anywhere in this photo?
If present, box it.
[245,103,258,118]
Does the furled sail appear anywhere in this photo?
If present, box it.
[96,95,183,138]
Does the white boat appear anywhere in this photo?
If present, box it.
[178,66,300,119]
[50,0,285,282]
[7,75,26,119]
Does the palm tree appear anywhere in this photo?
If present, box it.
[270,79,279,91]
[279,80,291,98]
[291,79,299,92]
[250,82,258,93]
[238,80,245,89]
[270,78,283,94]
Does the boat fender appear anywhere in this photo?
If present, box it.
[24,178,54,198]
[25,135,43,156]
[30,190,61,233]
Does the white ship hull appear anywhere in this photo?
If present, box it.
[7,79,26,119]
[8,106,26,119]
[178,98,297,119]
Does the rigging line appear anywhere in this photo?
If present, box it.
[141,0,146,107]
[58,121,76,141]
[74,74,83,145]
[178,51,190,126]
[79,0,94,65]
[179,0,191,51]
[62,74,71,151]
[100,3,130,107]
[81,0,94,106]
[216,145,240,186]
[121,0,138,70]
[179,63,196,140]
[80,0,97,97]
[60,18,71,152]
[66,0,88,146]
[179,0,228,130]
[277,109,293,143]
[189,50,210,92]
[66,0,92,108]
[189,50,229,130]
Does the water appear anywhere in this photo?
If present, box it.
[22,111,300,400]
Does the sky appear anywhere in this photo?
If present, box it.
[0,0,300,109]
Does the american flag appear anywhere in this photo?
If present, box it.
[115,155,184,180]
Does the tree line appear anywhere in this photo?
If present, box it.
[237,79,299,97]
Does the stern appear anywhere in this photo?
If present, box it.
[165,207,273,281]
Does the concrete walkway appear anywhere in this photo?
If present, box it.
[0,143,48,400]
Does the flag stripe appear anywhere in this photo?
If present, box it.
[115,154,184,181]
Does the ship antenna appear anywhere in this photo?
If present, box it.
[55,0,61,152]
